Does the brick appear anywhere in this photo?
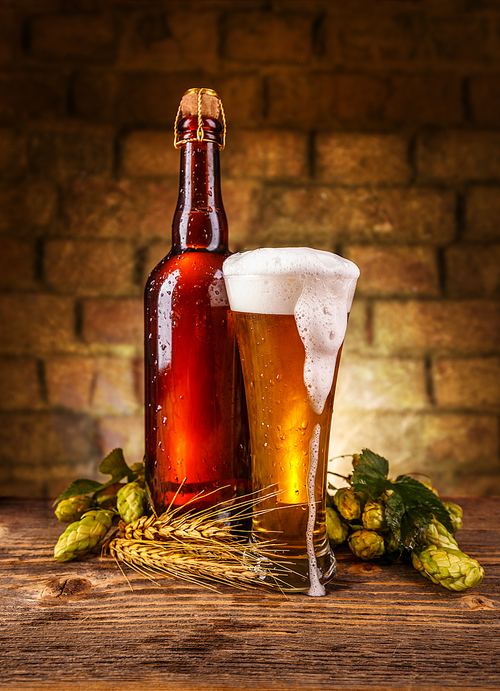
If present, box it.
[421,413,499,476]
[374,300,500,355]
[121,131,178,177]
[0,239,37,290]
[0,129,27,178]
[28,124,114,180]
[346,245,439,297]
[61,179,178,240]
[316,133,411,185]
[46,356,94,410]
[211,74,264,128]
[30,14,117,62]
[260,187,455,245]
[0,181,57,232]
[470,75,500,126]
[0,72,66,121]
[143,240,171,285]
[46,356,140,414]
[329,410,425,480]
[340,298,368,358]
[119,11,219,71]
[71,70,116,120]
[222,180,260,251]
[465,186,500,242]
[334,11,426,65]
[334,356,428,410]
[44,240,136,295]
[225,12,312,63]
[428,15,492,64]
[224,130,308,180]
[445,245,500,297]
[434,357,500,409]
[336,74,388,123]
[0,294,75,354]
[384,74,463,125]
[417,130,500,183]
[97,414,145,466]
[267,72,339,127]
[0,358,43,410]
[0,412,102,498]
[82,298,143,346]
[0,10,21,65]
[115,72,203,125]
[329,410,499,493]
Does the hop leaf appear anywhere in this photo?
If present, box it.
[54,510,113,562]
[412,545,484,592]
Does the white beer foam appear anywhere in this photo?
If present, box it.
[223,247,359,415]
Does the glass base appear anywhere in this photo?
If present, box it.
[252,541,337,593]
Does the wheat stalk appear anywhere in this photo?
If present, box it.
[110,487,301,592]
[109,537,295,591]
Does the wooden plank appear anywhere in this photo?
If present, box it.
[0,497,499,691]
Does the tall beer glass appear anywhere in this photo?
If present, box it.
[223,248,359,595]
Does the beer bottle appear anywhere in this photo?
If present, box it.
[144,88,250,513]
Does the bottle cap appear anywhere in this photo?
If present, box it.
[174,87,226,150]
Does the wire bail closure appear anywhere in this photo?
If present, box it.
[174,88,226,150]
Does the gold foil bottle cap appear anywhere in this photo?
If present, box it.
[174,87,226,150]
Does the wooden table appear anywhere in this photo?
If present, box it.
[1,497,499,691]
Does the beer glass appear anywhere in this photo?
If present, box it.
[223,248,359,595]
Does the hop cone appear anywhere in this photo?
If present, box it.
[348,529,385,561]
[362,500,388,533]
[55,496,94,523]
[412,545,484,592]
[54,510,113,562]
[422,518,458,550]
[117,482,146,525]
[326,507,349,547]
[443,501,463,533]
[334,488,362,521]
[96,483,124,510]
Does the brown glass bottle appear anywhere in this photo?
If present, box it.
[144,89,250,513]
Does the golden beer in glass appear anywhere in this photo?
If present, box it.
[223,248,359,595]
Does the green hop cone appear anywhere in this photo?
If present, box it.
[117,481,146,525]
[348,529,385,561]
[54,510,113,562]
[334,488,362,521]
[362,500,388,533]
[326,506,349,547]
[54,496,95,523]
[412,545,484,592]
[95,483,124,510]
[443,501,463,533]
[422,518,458,550]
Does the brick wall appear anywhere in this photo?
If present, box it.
[0,0,499,497]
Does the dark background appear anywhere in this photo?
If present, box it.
[0,0,499,497]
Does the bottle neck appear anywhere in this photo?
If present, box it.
[172,117,228,252]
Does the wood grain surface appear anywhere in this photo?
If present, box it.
[0,497,499,691]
